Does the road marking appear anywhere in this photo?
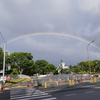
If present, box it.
[11,89,56,100]
[11,95,52,99]
[65,93,76,96]
[93,87,100,89]
[85,91,94,93]
[11,89,51,99]
[14,97,57,100]
[41,97,57,100]
[11,93,48,98]
[11,91,46,95]
[11,93,46,97]
[81,84,100,88]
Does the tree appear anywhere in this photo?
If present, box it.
[70,66,81,74]
[10,68,19,75]
[23,60,35,76]
[35,60,48,74]
[0,47,8,70]
[7,52,33,74]
[44,64,56,74]
[92,60,100,72]
[0,47,3,70]
[78,60,100,73]
[78,61,89,72]
[60,68,70,74]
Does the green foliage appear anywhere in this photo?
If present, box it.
[44,64,56,74]
[34,60,57,74]
[70,66,81,74]
[23,60,35,76]
[0,46,100,75]
[35,60,49,74]
[91,60,100,72]
[35,60,48,67]
[11,68,19,75]
[78,61,89,72]
[0,47,3,70]
[77,60,100,73]
[7,52,33,74]
[61,68,70,74]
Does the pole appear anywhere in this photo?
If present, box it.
[0,32,6,84]
[86,41,94,74]
[2,41,6,83]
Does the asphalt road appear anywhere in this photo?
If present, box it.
[39,82,100,100]
[48,86,100,100]
[3,82,100,100]
[10,87,57,100]
[0,90,10,100]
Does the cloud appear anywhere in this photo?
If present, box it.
[0,0,100,66]
[43,23,55,31]
[79,0,100,15]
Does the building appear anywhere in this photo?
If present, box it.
[58,60,69,69]
[57,60,69,74]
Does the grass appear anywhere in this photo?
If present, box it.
[4,78,32,86]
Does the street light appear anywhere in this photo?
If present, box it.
[86,40,94,74]
[0,32,6,83]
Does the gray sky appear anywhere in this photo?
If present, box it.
[0,0,100,67]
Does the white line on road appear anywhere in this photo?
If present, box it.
[93,87,100,89]
[81,85,96,87]
[65,93,76,96]
[40,97,57,100]
[16,97,56,100]
[10,93,48,98]
[85,91,95,93]
[10,95,52,99]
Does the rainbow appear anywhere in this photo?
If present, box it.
[6,32,100,50]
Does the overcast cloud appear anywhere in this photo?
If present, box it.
[0,0,100,66]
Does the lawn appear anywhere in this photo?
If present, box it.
[4,78,32,86]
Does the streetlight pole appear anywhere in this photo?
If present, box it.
[86,40,94,74]
[0,32,6,83]
[2,41,6,83]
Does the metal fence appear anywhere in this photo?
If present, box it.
[34,74,91,84]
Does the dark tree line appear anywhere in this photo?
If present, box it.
[69,60,100,74]
[0,47,57,76]
[0,47,100,75]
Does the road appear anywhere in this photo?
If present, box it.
[39,82,100,100]
[47,85,100,100]
[10,87,57,100]
[10,82,100,100]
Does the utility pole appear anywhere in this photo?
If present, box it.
[0,32,6,83]
[2,41,6,83]
[86,40,94,74]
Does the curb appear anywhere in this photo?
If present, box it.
[4,85,29,89]
[12,85,28,88]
